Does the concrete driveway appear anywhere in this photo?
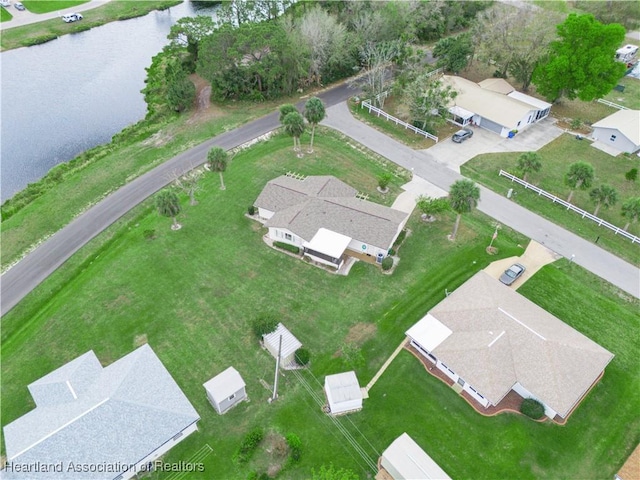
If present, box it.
[483,240,562,290]
[425,118,564,172]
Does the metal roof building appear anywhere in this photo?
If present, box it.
[263,323,302,369]
[379,432,451,480]
[203,367,247,415]
[324,371,363,415]
[2,344,200,479]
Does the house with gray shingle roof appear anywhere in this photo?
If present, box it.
[406,271,614,420]
[254,175,408,269]
[2,344,200,479]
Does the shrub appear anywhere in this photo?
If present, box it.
[248,205,256,215]
[625,168,638,182]
[252,314,279,339]
[295,348,310,366]
[381,256,394,271]
[286,433,302,463]
[378,172,392,190]
[273,241,300,254]
[234,427,264,464]
[520,398,545,419]
[570,117,583,130]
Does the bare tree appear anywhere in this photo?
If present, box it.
[359,40,404,108]
[170,167,203,206]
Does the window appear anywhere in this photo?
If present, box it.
[609,134,617,142]
[172,431,183,441]
[284,233,292,241]
[228,393,236,401]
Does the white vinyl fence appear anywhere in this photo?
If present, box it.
[360,100,439,142]
[499,170,639,244]
[596,98,628,110]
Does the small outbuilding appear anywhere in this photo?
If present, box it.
[592,109,640,154]
[262,323,302,369]
[378,432,451,480]
[203,367,247,415]
[324,371,363,415]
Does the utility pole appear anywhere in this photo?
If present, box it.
[271,335,282,402]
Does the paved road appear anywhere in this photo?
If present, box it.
[2,83,638,315]
[322,102,640,299]
[0,84,355,315]
[0,0,109,30]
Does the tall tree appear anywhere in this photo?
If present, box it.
[165,59,196,112]
[433,33,473,74]
[283,111,306,152]
[303,97,326,152]
[516,152,542,182]
[359,40,404,108]
[155,190,182,230]
[589,184,618,216]
[168,16,216,66]
[473,4,558,91]
[621,197,640,231]
[448,179,480,241]
[405,75,457,132]
[532,14,626,102]
[207,147,228,190]
[565,162,595,203]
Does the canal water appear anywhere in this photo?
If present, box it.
[1,1,218,202]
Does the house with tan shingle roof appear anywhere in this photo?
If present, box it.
[406,271,614,420]
[444,75,552,137]
[254,175,408,269]
[592,109,640,154]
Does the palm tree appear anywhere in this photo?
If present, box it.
[448,179,480,240]
[621,197,640,231]
[565,162,594,203]
[589,184,618,216]
[155,189,182,230]
[283,111,306,153]
[207,146,228,190]
[516,152,542,182]
[303,97,326,153]
[279,104,297,124]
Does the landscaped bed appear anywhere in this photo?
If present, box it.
[1,133,637,479]
[462,133,640,265]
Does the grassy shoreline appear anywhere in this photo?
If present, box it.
[0,0,181,51]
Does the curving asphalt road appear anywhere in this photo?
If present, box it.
[0,84,355,316]
[2,81,638,316]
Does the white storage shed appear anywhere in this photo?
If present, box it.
[262,323,302,369]
[324,371,363,415]
[203,367,247,415]
[380,432,451,480]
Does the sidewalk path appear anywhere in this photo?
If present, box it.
[321,102,639,299]
[0,0,109,30]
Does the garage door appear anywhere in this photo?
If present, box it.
[479,117,503,134]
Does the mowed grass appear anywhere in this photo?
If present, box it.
[1,6,12,21]
[1,132,536,478]
[355,260,639,479]
[462,133,640,265]
[21,0,88,14]
[603,75,640,110]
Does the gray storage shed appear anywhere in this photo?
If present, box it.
[203,367,247,414]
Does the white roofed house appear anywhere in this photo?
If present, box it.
[591,110,640,154]
[324,371,363,415]
[253,175,408,269]
[2,344,200,479]
[203,367,247,415]
[444,75,552,137]
[406,271,614,421]
[262,323,302,369]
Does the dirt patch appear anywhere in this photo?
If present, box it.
[344,322,377,345]
[187,74,225,125]
[134,334,148,348]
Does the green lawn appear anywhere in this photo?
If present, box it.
[603,75,640,110]
[2,132,537,478]
[21,0,88,14]
[461,133,640,266]
[0,0,180,50]
[1,6,12,21]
